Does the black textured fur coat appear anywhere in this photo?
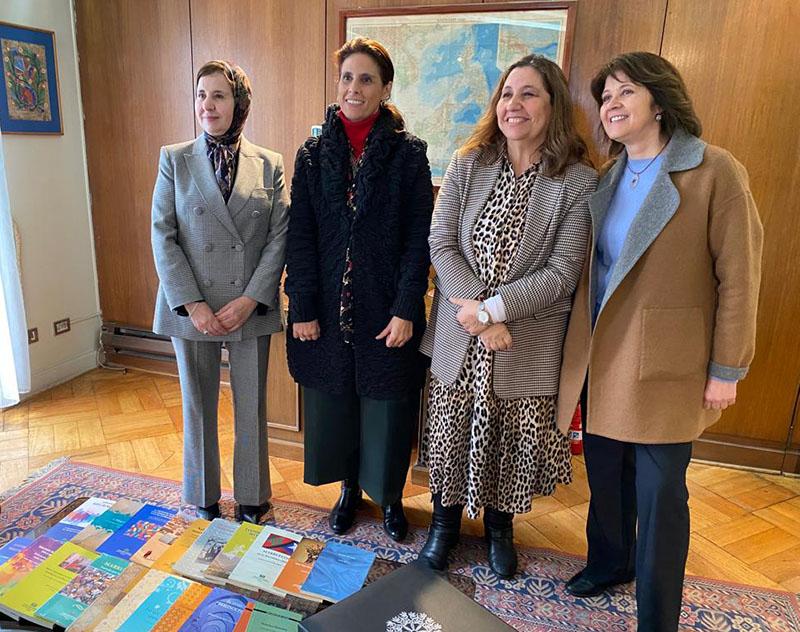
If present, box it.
[285,105,433,398]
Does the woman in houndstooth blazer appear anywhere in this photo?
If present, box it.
[151,62,288,525]
[417,55,597,578]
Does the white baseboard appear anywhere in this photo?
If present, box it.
[26,349,99,397]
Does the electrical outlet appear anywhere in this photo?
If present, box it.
[28,327,38,344]
[53,318,71,336]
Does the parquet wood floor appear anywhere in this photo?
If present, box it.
[2,368,799,592]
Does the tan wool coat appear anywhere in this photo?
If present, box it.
[556,130,763,444]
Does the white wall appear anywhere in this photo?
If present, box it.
[1,0,99,394]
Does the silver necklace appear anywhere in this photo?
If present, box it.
[626,143,667,188]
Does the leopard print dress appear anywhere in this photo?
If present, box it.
[423,157,573,519]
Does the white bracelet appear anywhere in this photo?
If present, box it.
[187,302,201,317]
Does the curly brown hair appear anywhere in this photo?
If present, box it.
[334,37,404,128]
[590,52,702,155]
[459,54,589,177]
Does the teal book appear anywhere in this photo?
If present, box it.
[300,542,375,603]
[35,553,129,628]
[96,503,177,559]
[71,499,144,552]
[244,601,302,632]
[44,497,116,543]
[116,574,191,632]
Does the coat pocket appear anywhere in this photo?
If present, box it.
[639,307,707,381]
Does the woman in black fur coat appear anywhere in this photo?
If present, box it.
[285,37,433,542]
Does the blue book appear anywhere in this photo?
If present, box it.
[300,542,375,603]
[177,587,249,632]
[116,574,190,632]
[0,538,32,565]
[96,504,177,560]
[44,497,116,542]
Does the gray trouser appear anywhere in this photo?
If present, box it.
[172,335,271,507]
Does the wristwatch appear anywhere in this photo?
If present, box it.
[476,301,492,325]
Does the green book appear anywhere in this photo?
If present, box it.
[203,521,263,584]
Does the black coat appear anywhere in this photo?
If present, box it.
[285,105,433,399]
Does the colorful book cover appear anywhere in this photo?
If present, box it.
[71,498,144,551]
[227,526,302,595]
[130,512,193,567]
[0,536,61,600]
[35,553,129,628]
[152,519,210,573]
[171,518,238,582]
[203,521,263,585]
[96,503,178,560]
[150,582,212,631]
[93,569,170,632]
[244,601,303,632]
[272,538,325,601]
[115,574,191,632]
[0,537,33,565]
[0,541,98,627]
[66,562,149,632]
[232,602,254,632]
[44,497,116,542]
[176,587,249,632]
[300,541,375,602]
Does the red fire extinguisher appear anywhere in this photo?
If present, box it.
[569,405,583,455]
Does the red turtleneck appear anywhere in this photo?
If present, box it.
[338,109,379,159]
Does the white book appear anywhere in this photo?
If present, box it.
[227,526,302,596]
[171,518,238,582]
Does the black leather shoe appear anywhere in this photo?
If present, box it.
[484,507,517,579]
[196,502,220,520]
[237,502,271,524]
[417,494,462,571]
[565,569,635,597]
[382,501,409,542]
[329,479,362,534]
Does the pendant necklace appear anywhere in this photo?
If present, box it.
[626,142,668,189]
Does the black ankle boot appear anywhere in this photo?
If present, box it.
[328,479,362,534]
[382,500,408,542]
[417,494,462,571]
[484,507,517,578]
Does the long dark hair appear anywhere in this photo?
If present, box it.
[590,52,702,155]
[459,54,589,177]
[334,37,404,128]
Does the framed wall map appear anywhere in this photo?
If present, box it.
[341,2,576,184]
[0,21,63,135]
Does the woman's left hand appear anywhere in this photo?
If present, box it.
[449,297,488,335]
[376,317,413,348]
[215,296,258,333]
[703,378,737,410]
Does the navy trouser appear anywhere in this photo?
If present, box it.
[582,426,692,632]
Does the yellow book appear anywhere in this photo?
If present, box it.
[152,519,210,573]
[150,582,212,631]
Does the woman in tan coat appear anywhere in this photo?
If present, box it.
[557,52,763,631]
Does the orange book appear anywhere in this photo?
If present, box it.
[232,601,255,632]
[152,519,210,573]
[271,537,325,601]
[130,512,193,567]
[151,582,212,631]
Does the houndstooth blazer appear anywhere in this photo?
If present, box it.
[419,150,597,398]
[151,136,289,341]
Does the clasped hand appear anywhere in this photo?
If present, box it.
[449,297,512,351]
[293,316,413,348]
[187,296,257,336]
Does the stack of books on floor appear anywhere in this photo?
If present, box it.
[0,496,378,631]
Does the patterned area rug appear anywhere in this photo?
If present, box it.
[1,459,798,631]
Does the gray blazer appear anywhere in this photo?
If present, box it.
[151,135,289,341]
[419,151,597,398]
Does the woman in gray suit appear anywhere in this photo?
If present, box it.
[151,61,288,524]
[417,55,596,577]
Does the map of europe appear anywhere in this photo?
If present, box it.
[347,10,569,183]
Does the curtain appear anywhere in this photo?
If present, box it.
[0,129,30,408]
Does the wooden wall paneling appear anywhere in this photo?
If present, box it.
[76,0,195,329]
[661,0,800,447]
[189,0,327,182]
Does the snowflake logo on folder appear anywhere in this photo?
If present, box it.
[386,611,443,632]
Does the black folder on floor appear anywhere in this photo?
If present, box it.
[299,562,516,631]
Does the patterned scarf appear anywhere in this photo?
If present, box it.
[205,134,238,202]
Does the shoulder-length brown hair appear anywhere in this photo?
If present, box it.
[590,52,702,156]
[334,37,404,128]
[459,54,589,177]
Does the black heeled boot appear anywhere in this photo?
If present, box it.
[484,507,517,578]
[382,500,409,542]
[417,494,462,571]
[328,479,362,534]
